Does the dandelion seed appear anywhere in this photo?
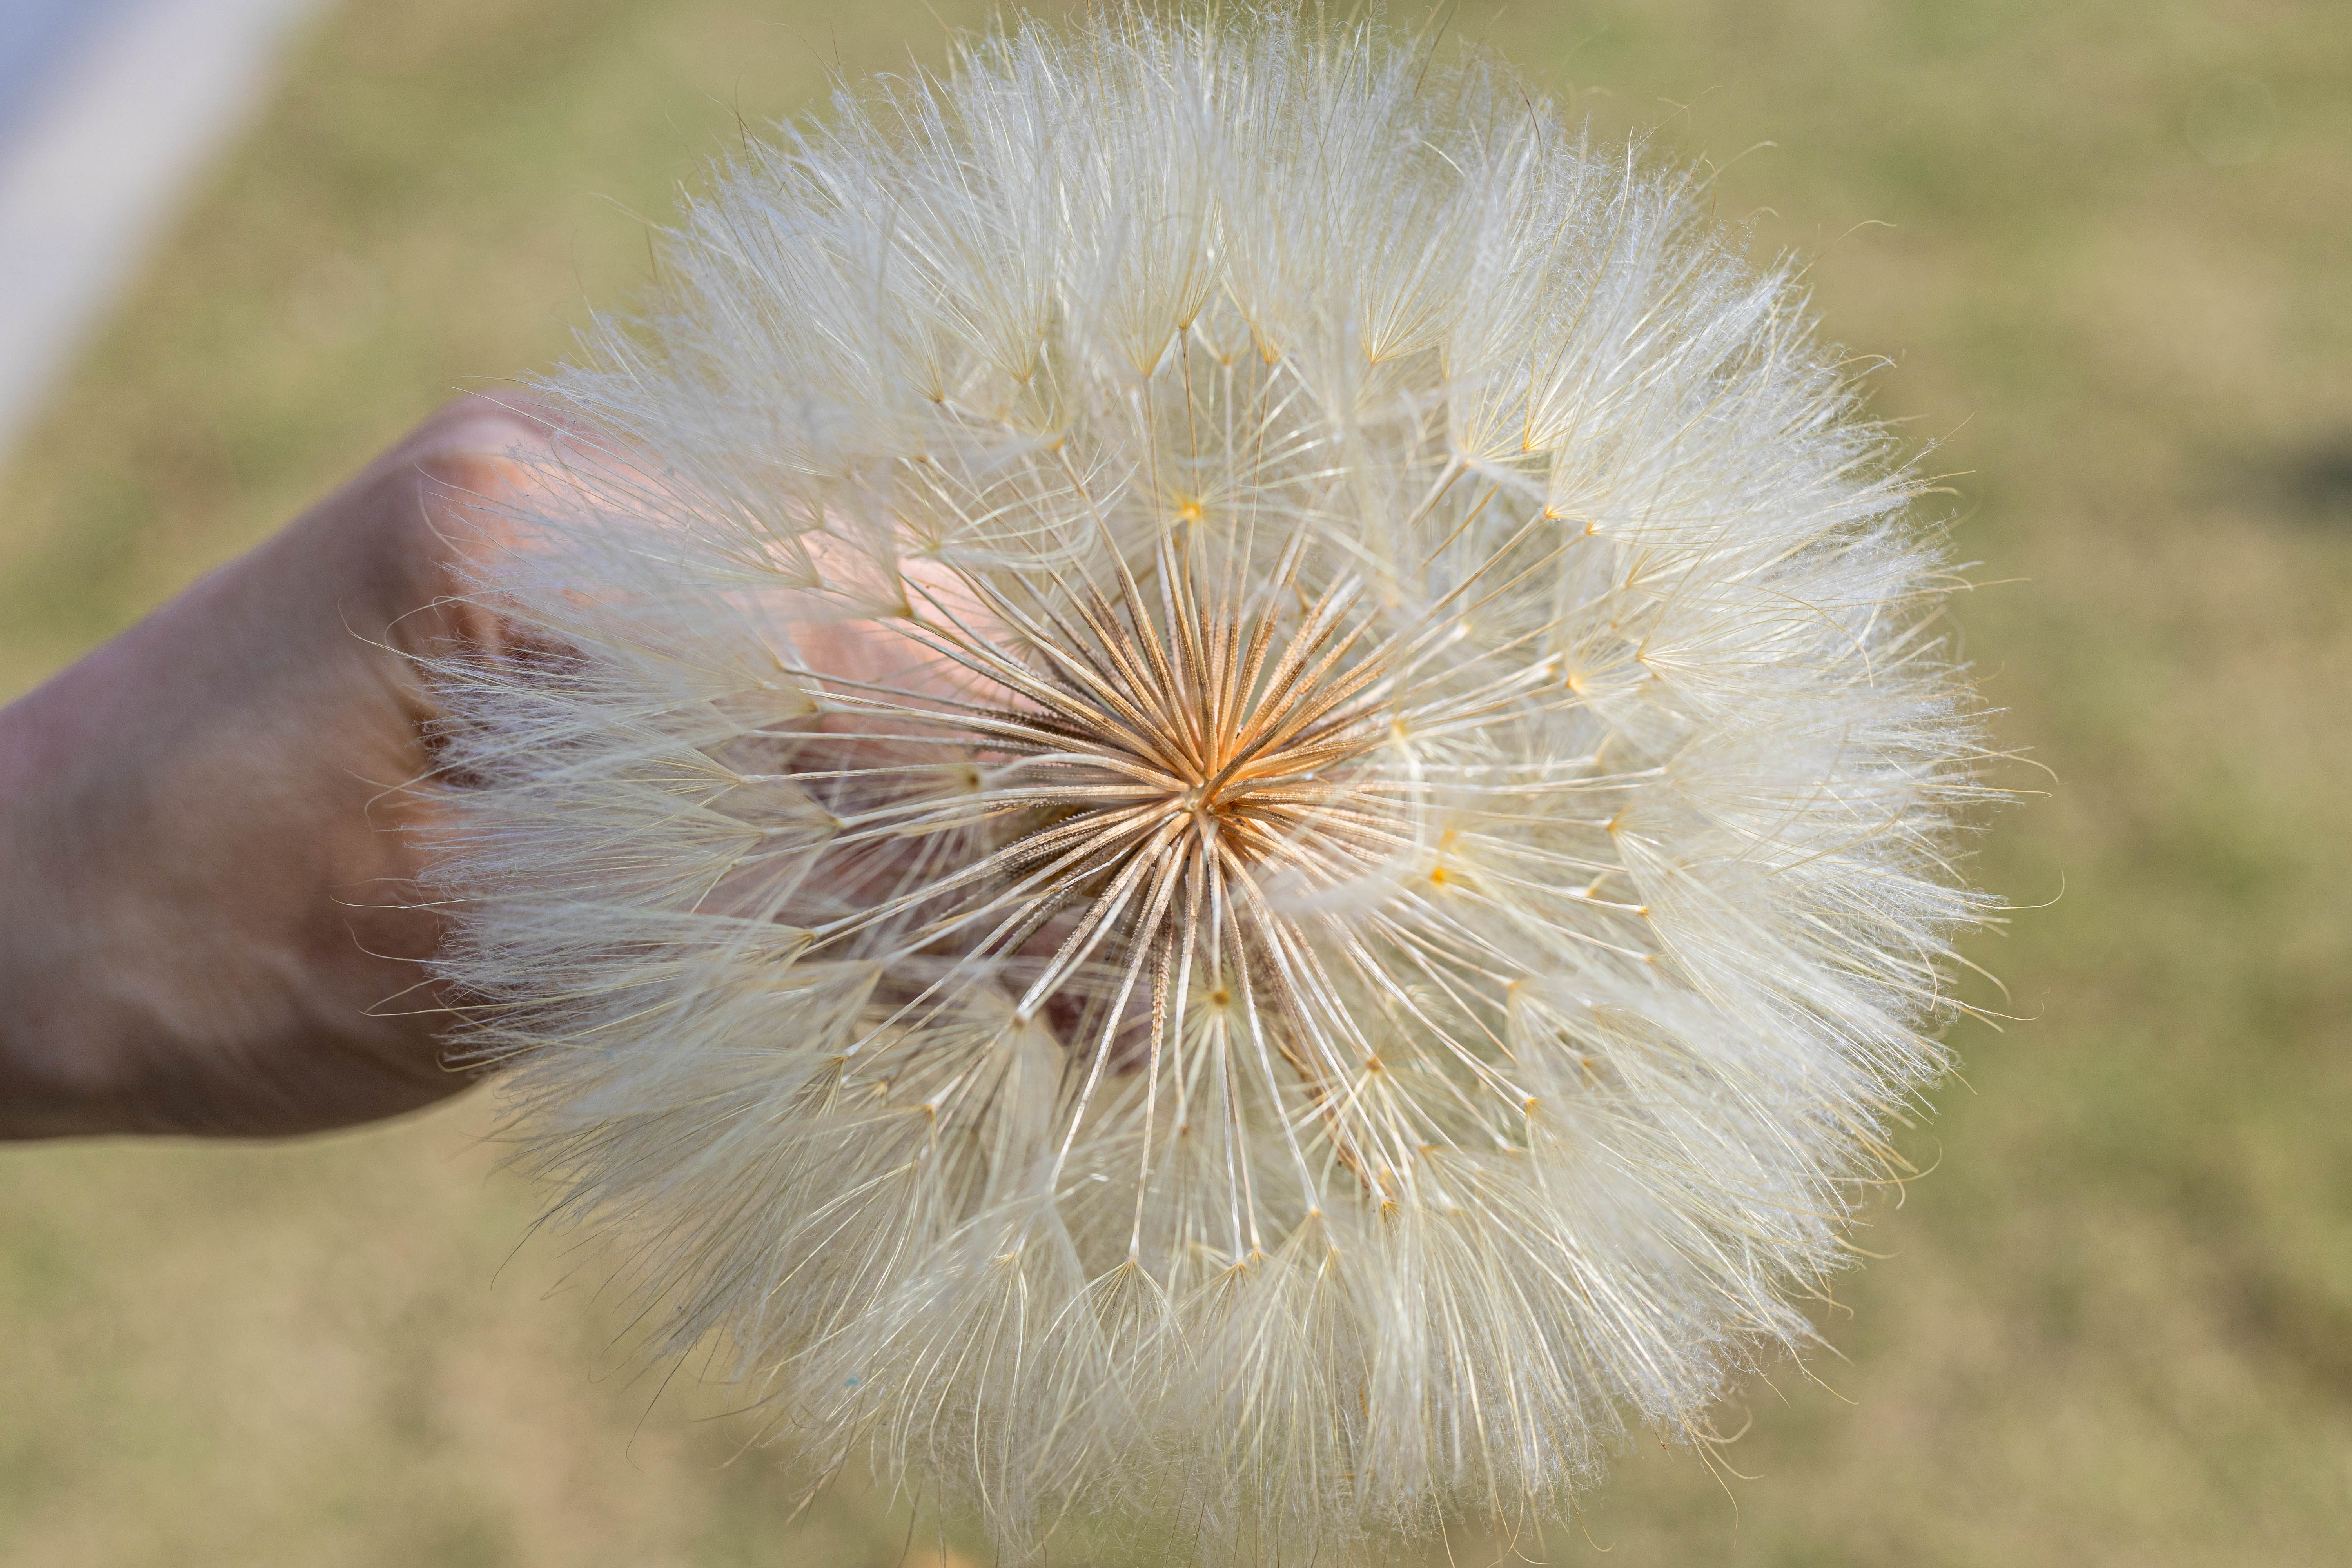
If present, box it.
[428,7,2000,1557]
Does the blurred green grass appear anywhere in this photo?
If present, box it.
[3,0,2349,1563]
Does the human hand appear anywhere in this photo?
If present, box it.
[0,398,558,1137]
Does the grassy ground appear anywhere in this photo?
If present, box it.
[2,1,2348,1563]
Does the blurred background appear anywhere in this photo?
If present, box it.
[1,0,2346,1563]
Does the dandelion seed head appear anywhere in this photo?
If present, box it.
[430,7,2000,1556]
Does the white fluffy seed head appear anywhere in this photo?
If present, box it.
[428,7,1998,1557]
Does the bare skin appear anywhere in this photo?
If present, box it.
[0,401,1065,1139]
[0,399,559,1137]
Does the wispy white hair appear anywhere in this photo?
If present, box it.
[427,6,1997,1556]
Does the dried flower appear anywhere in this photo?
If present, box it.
[429,7,1996,1555]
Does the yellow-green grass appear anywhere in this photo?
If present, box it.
[3,1,2348,1563]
